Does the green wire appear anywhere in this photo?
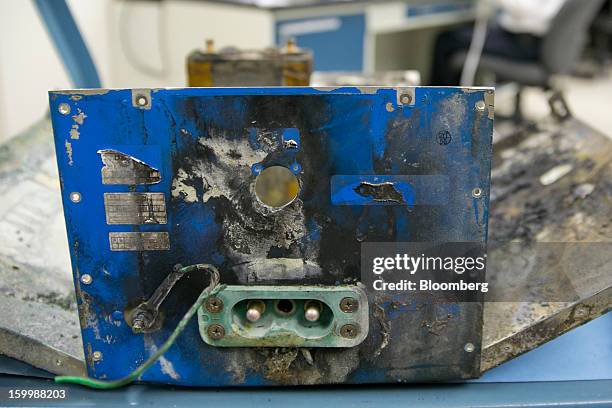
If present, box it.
[55,264,223,389]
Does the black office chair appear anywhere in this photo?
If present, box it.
[453,0,605,122]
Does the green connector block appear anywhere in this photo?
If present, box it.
[198,285,369,347]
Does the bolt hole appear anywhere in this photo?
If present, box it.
[136,95,148,107]
[275,299,295,315]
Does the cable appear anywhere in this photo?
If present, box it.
[460,0,495,86]
[55,264,223,389]
[118,0,169,78]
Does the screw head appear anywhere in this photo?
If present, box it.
[472,188,483,198]
[340,324,359,339]
[464,343,475,353]
[340,297,358,313]
[400,93,412,104]
[207,324,225,340]
[135,95,148,107]
[475,100,486,111]
[70,191,81,203]
[58,103,71,115]
[92,351,103,362]
[205,296,223,313]
[80,274,92,285]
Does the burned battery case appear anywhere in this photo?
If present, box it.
[49,86,494,387]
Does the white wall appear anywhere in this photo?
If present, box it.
[0,0,111,142]
[0,0,273,142]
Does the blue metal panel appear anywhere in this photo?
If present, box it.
[49,86,493,386]
[276,14,366,71]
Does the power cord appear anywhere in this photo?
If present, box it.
[55,264,223,389]
[460,0,495,86]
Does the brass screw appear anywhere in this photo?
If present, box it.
[340,324,359,339]
[207,324,225,340]
[340,297,358,313]
[205,296,223,313]
[400,93,412,104]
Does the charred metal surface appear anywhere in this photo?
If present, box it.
[5,100,608,384]
[354,182,405,203]
[482,117,612,371]
[129,265,189,333]
[482,288,611,371]
[48,87,493,386]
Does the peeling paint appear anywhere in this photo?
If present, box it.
[64,140,73,166]
[354,181,405,203]
[72,109,87,125]
[159,355,180,380]
[372,304,391,358]
[70,126,80,140]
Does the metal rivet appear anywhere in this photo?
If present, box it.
[58,103,71,115]
[207,324,225,340]
[69,191,81,203]
[339,297,358,313]
[340,324,359,339]
[205,296,223,313]
[80,274,93,285]
[464,343,475,353]
[475,100,486,111]
[135,95,148,107]
[472,188,483,198]
[400,94,412,104]
[92,351,103,362]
